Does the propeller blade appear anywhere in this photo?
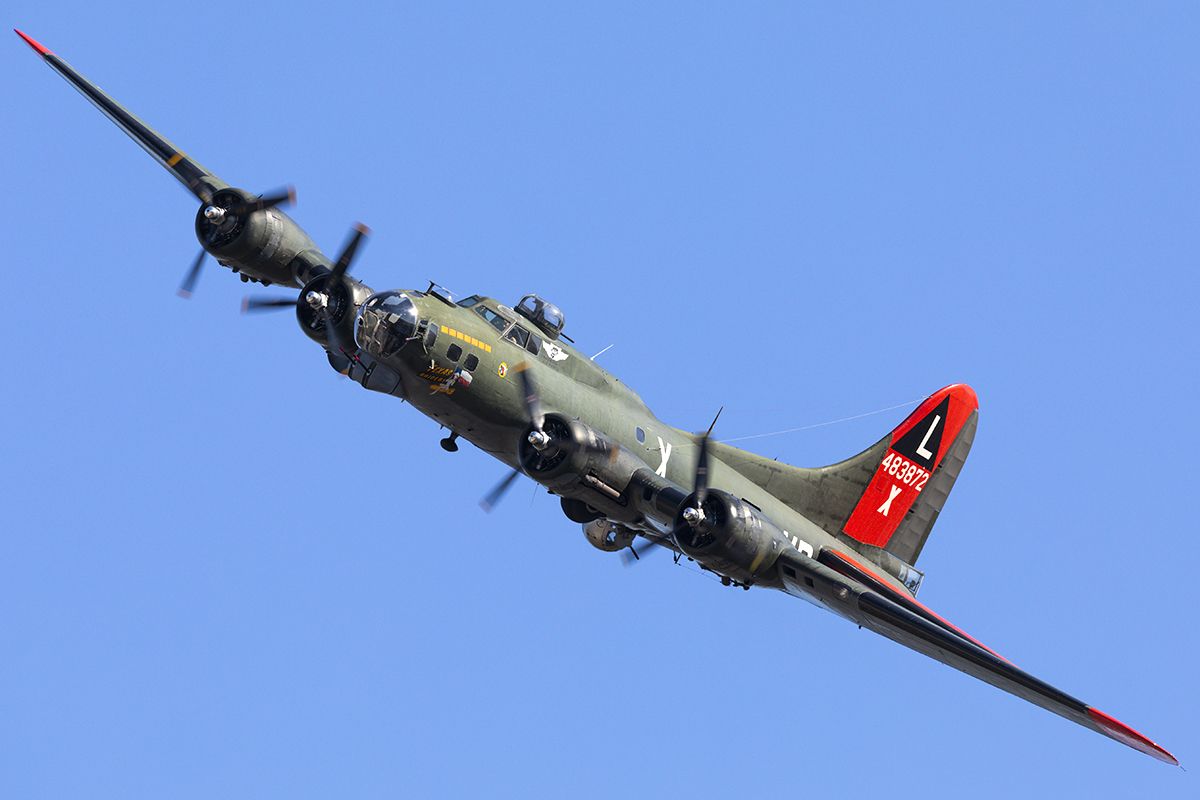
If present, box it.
[480,468,521,512]
[176,249,206,298]
[225,186,296,216]
[693,407,722,507]
[329,223,370,285]
[241,296,297,313]
[323,306,347,356]
[694,434,710,507]
[515,362,545,432]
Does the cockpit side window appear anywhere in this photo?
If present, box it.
[474,305,511,333]
[525,333,541,356]
[457,295,482,309]
[504,325,530,348]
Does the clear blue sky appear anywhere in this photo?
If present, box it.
[3,2,1197,797]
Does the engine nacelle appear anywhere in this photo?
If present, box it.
[582,519,636,552]
[518,415,642,484]
[673,489,784,579]
[517,414,655,523]
[195,188,326,288]
[293,272,375,349]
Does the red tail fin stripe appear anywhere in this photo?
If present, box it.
[842,384,978,548]
[888,383,978,463]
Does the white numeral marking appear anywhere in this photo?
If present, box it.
[878,484,902,516]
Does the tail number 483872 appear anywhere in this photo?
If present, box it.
[880,452,930,492]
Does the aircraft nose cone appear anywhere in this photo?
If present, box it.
[353,292,417,359]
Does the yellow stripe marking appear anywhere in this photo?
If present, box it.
[440,324,492,352]
[166,152,184,167]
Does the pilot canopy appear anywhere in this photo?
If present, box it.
[515,294,565,340]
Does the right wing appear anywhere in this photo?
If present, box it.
[776,547,1178,765]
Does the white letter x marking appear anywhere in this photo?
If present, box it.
[878,484,902,516]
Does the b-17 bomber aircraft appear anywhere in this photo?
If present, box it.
[14,29,1178,765]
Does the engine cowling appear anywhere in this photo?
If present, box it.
[195,188,325,287]
[517,414,647,485]
[293,272,374,348]
[516,414,656,524]
[673,489,783,578]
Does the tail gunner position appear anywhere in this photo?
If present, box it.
[15,29,1177,765]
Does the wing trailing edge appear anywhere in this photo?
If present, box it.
[778,548,1178,765]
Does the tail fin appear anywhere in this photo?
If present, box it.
[709,384,978,569]
[839,384,978,564]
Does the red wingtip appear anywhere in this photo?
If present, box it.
[14,29,52,56]
[1087,707,1179,766]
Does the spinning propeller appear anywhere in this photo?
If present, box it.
[622,408,722,566]
[178,187,297,298]
[480,363,546,511]
[241,223,371,355]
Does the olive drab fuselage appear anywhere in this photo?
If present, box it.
[344,286,836,590]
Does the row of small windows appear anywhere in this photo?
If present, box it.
[780,564,816,588]
[445,343,479,372]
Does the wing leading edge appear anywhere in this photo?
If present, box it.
[14,29,228,202]
[778,548,1178,765]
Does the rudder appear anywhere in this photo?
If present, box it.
[841,384,978,564]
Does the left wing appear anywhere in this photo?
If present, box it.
[776,547,1178,765]
[14,29,228,202]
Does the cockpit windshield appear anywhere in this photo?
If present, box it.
[474,304,510,333]
[427,282,455,305]
[515,294,565,340]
